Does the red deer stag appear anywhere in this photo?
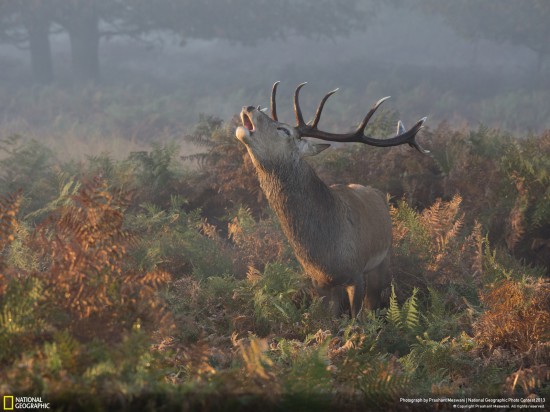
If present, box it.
[235,82,427,317]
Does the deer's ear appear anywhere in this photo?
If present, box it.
[298,140,330,157]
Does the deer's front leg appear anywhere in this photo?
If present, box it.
[346,277,366,318]
[313,280,350,316]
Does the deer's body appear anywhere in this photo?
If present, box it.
[236,83,426,316]
[255,154,391,314]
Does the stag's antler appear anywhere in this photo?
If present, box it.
[270,82,429,154]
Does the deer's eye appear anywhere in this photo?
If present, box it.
[277,127,291,137]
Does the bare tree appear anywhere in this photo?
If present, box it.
[0,0,54,84]
[0,0,370,84]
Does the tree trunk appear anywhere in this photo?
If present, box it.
[68,9,100,83]
[26,15,53,84]
[22,9,53,84]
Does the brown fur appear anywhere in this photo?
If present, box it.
[236,107,392,316]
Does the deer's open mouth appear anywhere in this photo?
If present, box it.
[241,112,254,132]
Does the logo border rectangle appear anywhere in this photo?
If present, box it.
[3,395,15,411]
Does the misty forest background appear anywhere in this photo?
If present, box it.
[0,0,549,410]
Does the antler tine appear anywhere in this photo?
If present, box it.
[407,117,429,153]
[285,83,428,154]
[311,88,339,129]
[359,116,428,153]
[393,119,429,153]
[396,120,405,136]
[357,96,391,133]
[271,81,280,121]
[294,82,308,126]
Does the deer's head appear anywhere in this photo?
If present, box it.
[236,82,428,165]
[236,105,330,163]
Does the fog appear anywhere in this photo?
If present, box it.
[1,1,549,150]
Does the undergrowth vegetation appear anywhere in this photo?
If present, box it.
[0,116,548,410]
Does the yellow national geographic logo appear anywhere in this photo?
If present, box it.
[2,396,50,410]
[3,396,14,411]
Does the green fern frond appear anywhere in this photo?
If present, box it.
[386,284,402,329]
[402,287,420,331]
[357,356,410,407]
[284,340,332,394]
[0,277,47,362]
[25,174,81,220]
[386,284,420,333]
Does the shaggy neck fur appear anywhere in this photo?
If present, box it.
[252,153,344,278]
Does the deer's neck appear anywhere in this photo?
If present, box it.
[254,155,340,258]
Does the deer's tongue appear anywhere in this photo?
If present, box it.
[243,114,254,131]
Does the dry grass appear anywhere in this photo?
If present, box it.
[474,279,550,357]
